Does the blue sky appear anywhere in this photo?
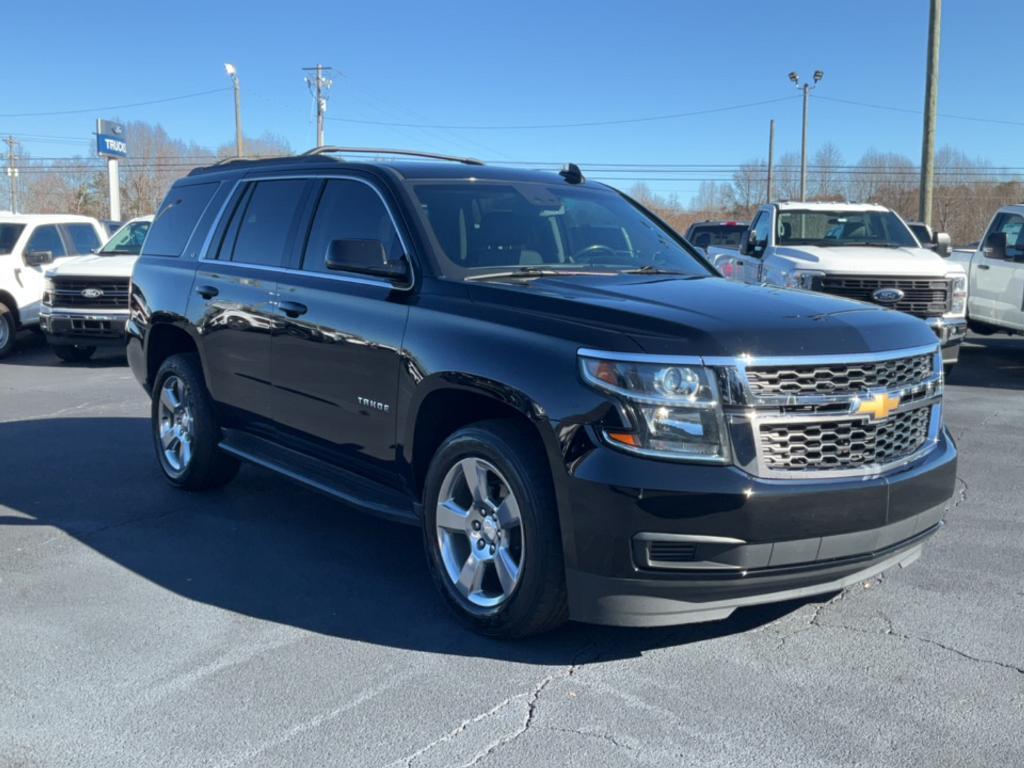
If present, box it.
[3,0,1020,200]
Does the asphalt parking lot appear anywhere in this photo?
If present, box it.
[0,331,1021,768]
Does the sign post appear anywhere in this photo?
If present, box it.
[95,119,127,222]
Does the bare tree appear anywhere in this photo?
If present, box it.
[811,142,845,200]
[731,159,768,214]
[773,152,802,201]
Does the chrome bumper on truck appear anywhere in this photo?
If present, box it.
[926,317,967,363]
[40,308,129,347]
[562,343,957,627]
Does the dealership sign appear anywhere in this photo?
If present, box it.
[96,120,127,158]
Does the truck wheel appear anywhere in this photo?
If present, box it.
[52,345,96,363]
[0,304,15,359]
[422,420,568,638]
[151,353,239,491]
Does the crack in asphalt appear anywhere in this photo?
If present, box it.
[542,725,638,756]
[384,642,599,768]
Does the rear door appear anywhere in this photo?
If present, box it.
[190,177,312,424]
[270,176,412,483]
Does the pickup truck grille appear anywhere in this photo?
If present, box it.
[50,277,129,310]
[818,276,951,317]
[745,353,934,397]
[758,405,932,472]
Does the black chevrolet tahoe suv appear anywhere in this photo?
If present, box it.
[127,147,957,637]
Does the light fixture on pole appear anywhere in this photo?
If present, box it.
[225,63,243,158]
[788,69,824,202]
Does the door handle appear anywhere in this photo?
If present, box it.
[277,301,308,318]
[977,264,990,270]
[195,284,220,299]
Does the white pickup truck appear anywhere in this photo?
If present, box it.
[40,216,152,361]
[710,202,968,368]
[0,214,108,358]
[948,204,1024,337]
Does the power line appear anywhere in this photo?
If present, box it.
[325,96,800,130]
[817,94,1024,128]
[0,87,230,118]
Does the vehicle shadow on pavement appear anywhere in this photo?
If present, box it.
[952,336,1024,390]
[3,332,127,368]
[0,416,816,663]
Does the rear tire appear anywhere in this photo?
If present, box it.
[151,353,239,491]
[0,304,15,359]
[52,344,96,363]
[422,419,567,638]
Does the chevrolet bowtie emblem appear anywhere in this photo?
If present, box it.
[856,392,901,421]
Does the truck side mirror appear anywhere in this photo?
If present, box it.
[24,250,54,267]
[739,229,757,256]
[934,232,952,257]
[984,231,1007,260]
[325,238,409,281]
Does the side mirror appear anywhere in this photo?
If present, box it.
[934,232,952,257]
[738,229,756,256]
[325,239,409,281]
[24,250,54,267]
[984,231,1007,260]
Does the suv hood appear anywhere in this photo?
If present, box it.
[773,245,963,276]
[469,275,937,358]
[46,253,138,278]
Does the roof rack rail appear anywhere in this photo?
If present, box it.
[302,146,485,166]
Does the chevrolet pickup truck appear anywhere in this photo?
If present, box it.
[948,204,1024,336]
[710,202,968,370]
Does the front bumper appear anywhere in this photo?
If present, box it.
[39,308,129,347]
[927,317,967,362]
[560,427,957,627]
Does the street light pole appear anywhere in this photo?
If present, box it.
[789,70,824,202]
[225,63,243,158]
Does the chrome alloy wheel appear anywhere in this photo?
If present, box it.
[435,457,525,608]
[0,317,9,350]
[157,375,194,475]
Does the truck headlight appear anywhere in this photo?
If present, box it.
[579,353,730,462]
[782,269,825,290]
[947,272,967,315]
[42,277,55,307]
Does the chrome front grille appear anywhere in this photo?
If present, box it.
[819,276,951,318]
[758,406,932,472]
[711,343,944,479]
[745,353,933,398]
[51,277,130,310]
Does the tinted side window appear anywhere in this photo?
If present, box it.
[992,213,1024,254]
[65,223,101,255]
[26,225,66,258]
[142,182,218,257]
[752,211,771,246]
[228,180,308,267]
[302,180,403,274]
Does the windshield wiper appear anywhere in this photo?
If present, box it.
[465,267,617,282]
[619,265,690,275]
[100,249,138,256]
[832,241,903,248]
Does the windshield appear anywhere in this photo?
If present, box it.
[100,219,151,255]
[777,210,917,248]
[410,181,711,279]
[0,223,25,255]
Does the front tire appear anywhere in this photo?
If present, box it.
[151,353,239,491]
[422,420,567,638]
[0,304,16,359]
[52,344,96,363]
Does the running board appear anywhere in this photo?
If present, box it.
[220,429,419,526]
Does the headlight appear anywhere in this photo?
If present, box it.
[947,272,967,315]
[782,269,825,290]
[42,277,55,306]
[579,353,730,462]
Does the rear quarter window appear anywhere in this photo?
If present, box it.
[141,182,219,258]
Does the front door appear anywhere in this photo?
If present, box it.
[18,224,69,323]
[189,178,312,424]
[271,177,411,483]
[972,211,1024,328]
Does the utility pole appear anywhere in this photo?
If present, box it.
[303,65,335,147]
[766,119,775,204]
[788,70,824,202]
[4,136,18,213]
[225,64,244,158]
[919,0,941,226]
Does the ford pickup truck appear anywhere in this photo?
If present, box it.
[710,202,967,369]
[949,204,1024,336]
